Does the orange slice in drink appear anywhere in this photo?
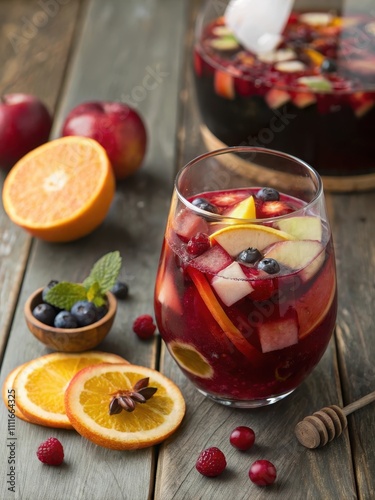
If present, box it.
[64,363,186,450]
[2,363,32,422]
[2,136,115,242]
[13,351,127,429]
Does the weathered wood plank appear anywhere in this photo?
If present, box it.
[155,2,357,498]
[0,0,187,499]
[330,193,375,500]
[0,0,84,358]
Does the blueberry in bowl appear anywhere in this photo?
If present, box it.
[24,287,117,352]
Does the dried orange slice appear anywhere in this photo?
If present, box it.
[2,363,32,422]
[13,351,127,429]
[2,136,115,242]
[64,363,186,450]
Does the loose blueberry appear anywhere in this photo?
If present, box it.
[32,303,57,326]
[191,197,218,214]
[54,311,78,329]
[237,247,262,264]
[257,258,280,274]
[111,281,129,299]
[321,58,337,73]
[42,280,59,303]
[256,188,280,202]
[71,300,98,327]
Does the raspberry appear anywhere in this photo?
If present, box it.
[195,447,227,477]
[186,232,210,256]
[36,437,64,466]
[249,460,277,486]
[133,314,156,339]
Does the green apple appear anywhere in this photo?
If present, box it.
[264,239,325,282]
[277,216,322,241]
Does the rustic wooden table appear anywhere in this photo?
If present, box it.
[0,1,374,499]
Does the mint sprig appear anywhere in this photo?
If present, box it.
[45,251,122,310]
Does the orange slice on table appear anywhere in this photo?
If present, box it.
[13,351,127,429]
[64,363,186,450]
[2,136,115,242]
[2,362,32,422]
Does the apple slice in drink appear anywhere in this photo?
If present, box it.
[173,208,209,242]
[276,216,322,241]
[209,224,293,257]
[211,261,254,306]
[264,240,325,282]
[257,309,299,353]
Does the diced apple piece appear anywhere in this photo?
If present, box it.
[296,256,336,338]
[349,92,375,118]
[188,267,256,360]
[292,91,317,108]
[297,76,332,92]
[210,224,293,257]
[277,216,322,241]
[265,88,291,109]
[299,12,333,27]
[264,240,325,282]
[257,310,299,353]
[258,48,296,64]
[211,262,254,306]
[223,195,256,220]
[275,61,306,73]
[190,244,232,275]
[157,270,183,315]
[173,209,209,242]
[214,70,235,100]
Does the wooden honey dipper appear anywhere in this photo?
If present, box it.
[295,391,375,449]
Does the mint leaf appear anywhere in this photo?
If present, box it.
[83,251,122,294]
[86,281,106,306]
[45,282,87,310]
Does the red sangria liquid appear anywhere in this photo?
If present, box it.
[154,187,337,406]
[194,9,375,177]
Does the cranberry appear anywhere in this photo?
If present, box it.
[249,460,277,486]
[186,232,210,256]
[230,426,255,451]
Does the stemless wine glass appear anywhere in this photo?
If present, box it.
[154,147,337,408]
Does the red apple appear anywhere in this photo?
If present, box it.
[0,94,52,171]
[61,101,147,180]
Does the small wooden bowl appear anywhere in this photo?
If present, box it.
[24,288,117,352]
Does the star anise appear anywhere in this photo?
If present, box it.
[109,377,157,414]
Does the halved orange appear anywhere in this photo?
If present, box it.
[13,351,127,429]
[64,363,186,450]
[2,363,32,422]
[2,136,115,242]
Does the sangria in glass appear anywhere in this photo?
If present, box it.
[154,147,337,408]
